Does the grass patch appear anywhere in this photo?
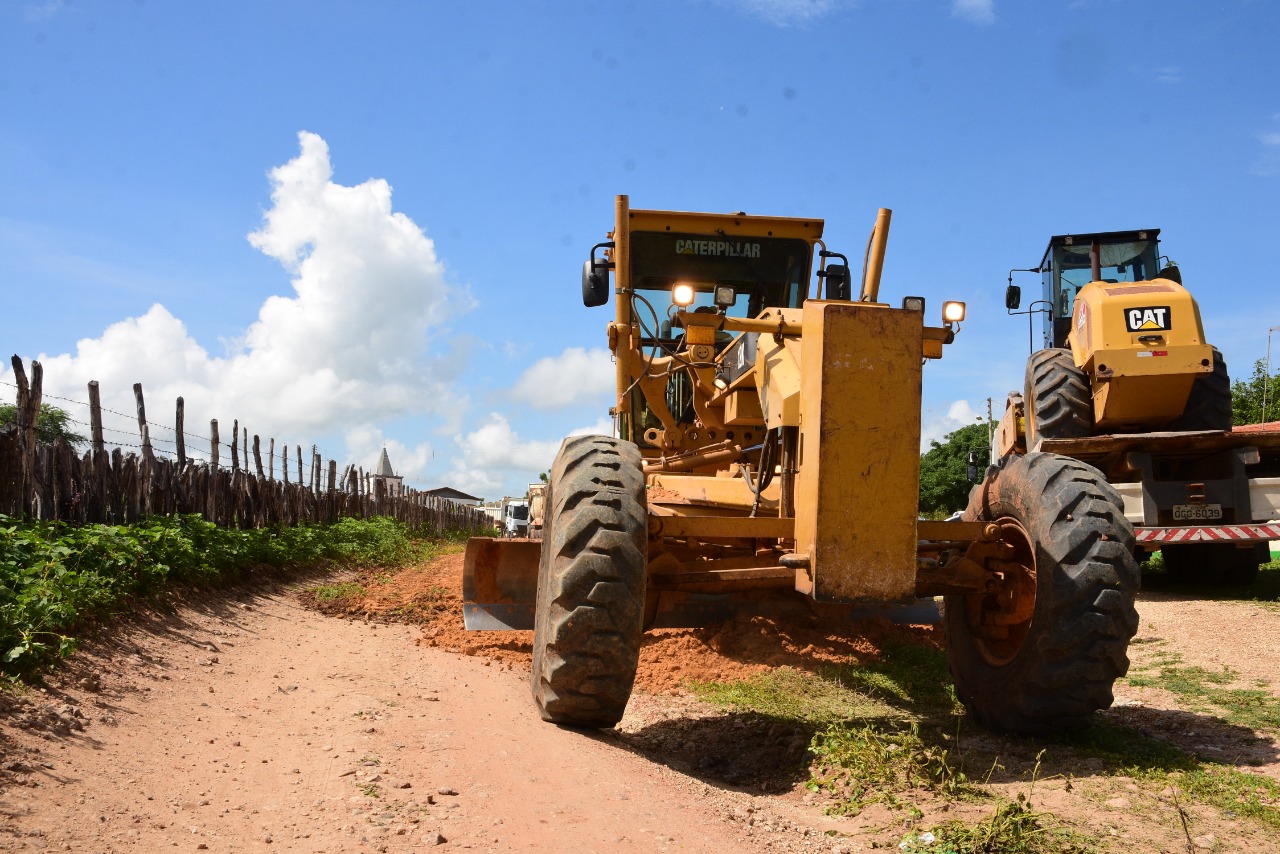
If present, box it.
[1059,721,1280,829]
[691,666,890,724]
[310,581,367,603]
[693,637,1280,842]
[1123,645,1280,734]
[903,794,1094,854]
[808,721,974,815]
[690,645,977,817]
[0,513,462,675]
[827,641,960,714]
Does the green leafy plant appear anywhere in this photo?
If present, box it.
[904,793,1094,854]
[0,514,449,676]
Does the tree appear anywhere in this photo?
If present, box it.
[919,422,990,517]
[1230,359,1280,426]
[0,403,88,449]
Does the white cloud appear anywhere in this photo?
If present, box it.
[342,424,437,485]
[509,347,615,410]
[1154,65,1182,84]
[951,0,994,24]
[36,131,470,465]
[441,414,612,499]
[718,0,844,26]
[23,1,64,23]
[921,399,984,450]
[1257,126,1280,177]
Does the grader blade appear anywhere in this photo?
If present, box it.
[461,537,541,630]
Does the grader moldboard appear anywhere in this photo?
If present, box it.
[463,196,1139,734]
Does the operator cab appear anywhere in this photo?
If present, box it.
[1037,230,1162,349]
[627,231,815,351]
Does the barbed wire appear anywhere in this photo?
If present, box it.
[0,377,375,481]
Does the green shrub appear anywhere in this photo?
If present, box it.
[0,514,435,675]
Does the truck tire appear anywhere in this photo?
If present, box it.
[1026,348,1093,444]
[1161,541,1264,586]
[1169,347,1232,432]
[531,435,647,727]
[946,452,1139,733]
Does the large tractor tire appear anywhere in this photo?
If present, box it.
[946,452,1139,733]
[531,435,648,727]
[1161,541,1265,586]
[1169,347,1232,432]
[1025,348,1093,445]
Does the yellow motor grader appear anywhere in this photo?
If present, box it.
[463,196,1139,733]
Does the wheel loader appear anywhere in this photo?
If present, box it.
[463,196,1139,733]
[996,229,1280,584]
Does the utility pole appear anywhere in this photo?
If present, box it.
[1266,324,1280,423]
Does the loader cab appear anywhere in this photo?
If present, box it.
[1038,230,1162,348]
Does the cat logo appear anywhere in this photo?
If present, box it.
[1124,305,1171,332]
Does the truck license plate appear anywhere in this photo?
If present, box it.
[1172,503,1222,521]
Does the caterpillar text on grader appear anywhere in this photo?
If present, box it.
[463,196,1140,733]
[996,230,1280,585]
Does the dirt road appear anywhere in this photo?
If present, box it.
[2,557,1280,853]
[0,580,843,853]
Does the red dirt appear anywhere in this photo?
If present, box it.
[317,552,939,693]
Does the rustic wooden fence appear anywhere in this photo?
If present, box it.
[0,357,491,534]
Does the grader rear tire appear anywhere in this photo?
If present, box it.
[946,452,1139,733]
[1025,348,1092,444]
[1169,347,1232,432]
[531,436,647,728]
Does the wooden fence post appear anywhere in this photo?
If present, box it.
[132,383,151,459]
[210,419,220,469]
[175,397,186,469]
[10,356,41,518]
[252,434,264,478]
[268,438,275,481]
[282,443,289,484]
[87,380,105,457]
[231,419,239,473]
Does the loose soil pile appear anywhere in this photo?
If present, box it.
[301,551,941,694]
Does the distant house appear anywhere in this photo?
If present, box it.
[367,448,405,498]
[422,486,484,506]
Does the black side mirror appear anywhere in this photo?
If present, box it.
[1005,284,1021,311]
[582,258,610,307]
[966,450,979,483]
[820,265,851,301]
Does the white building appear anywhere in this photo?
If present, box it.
[367,448,405,498]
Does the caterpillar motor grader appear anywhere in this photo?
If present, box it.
[463,196,1139,733]
[996,229,1280,584]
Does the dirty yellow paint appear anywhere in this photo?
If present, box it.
[792,301,923,602]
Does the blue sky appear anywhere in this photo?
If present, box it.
[3,0,1278,500]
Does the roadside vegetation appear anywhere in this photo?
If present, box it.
[690,629,1280,852]
[0,513,464,676]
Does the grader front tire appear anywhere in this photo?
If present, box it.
[531,436,648,728]
[946,452,1139,733]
